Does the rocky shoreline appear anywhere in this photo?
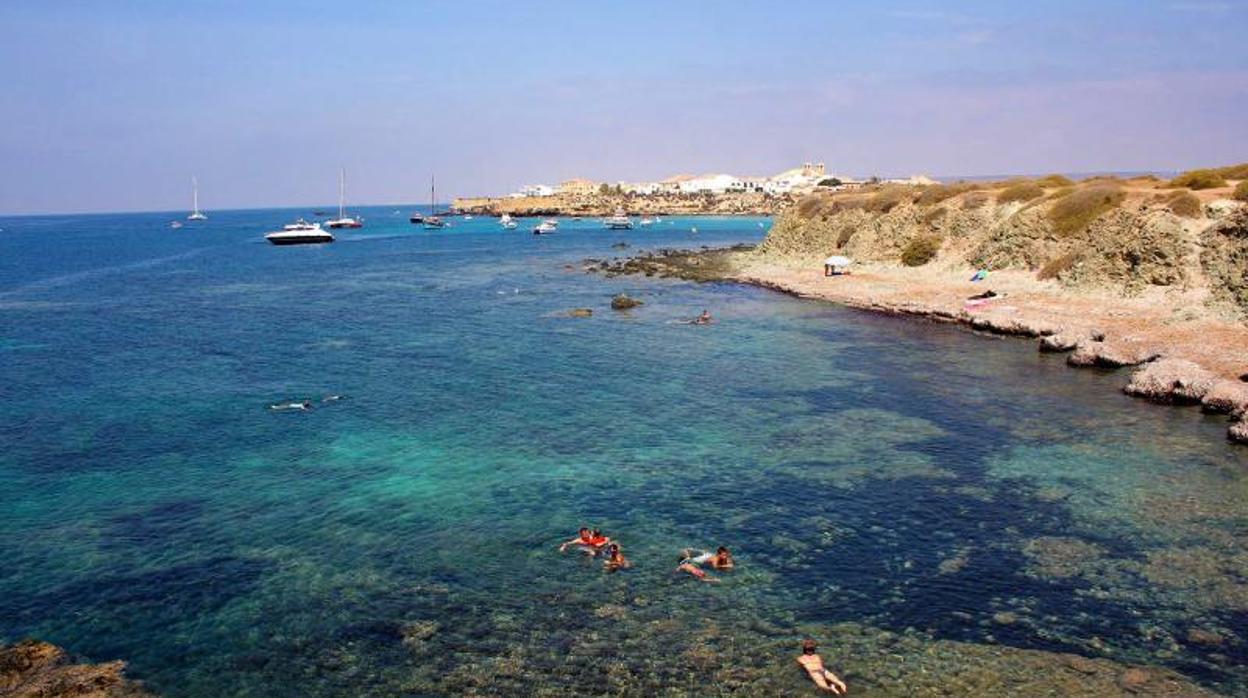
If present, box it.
[590,247,1248,445]
[453,192,791,217]
[0,640,152,697]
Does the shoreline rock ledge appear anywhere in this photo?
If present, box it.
[0,640,152,697]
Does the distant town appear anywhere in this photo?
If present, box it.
[454,163,937,217]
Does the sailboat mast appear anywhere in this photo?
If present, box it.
[430,175,435,214]
[192,177,199,215]
[339,168,346,219]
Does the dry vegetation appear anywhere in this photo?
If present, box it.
[901,235,942,266]
[1234,181,1248,202]
[997,181,1044,204]
[1047,184,1126,237]
[1170,169,1228,190]
[1162,189,1203,219]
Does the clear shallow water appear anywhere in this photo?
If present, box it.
[1,208,1246,696]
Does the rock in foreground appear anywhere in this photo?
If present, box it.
[1124,358,1216,404]
[0,640,152,697]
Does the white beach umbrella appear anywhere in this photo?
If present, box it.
[825,255,852,267]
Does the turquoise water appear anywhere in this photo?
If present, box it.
[1,208,1246,696]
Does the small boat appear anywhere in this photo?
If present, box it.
[604,209,633,230]
[640,216,653,226]
[423,176,446,229]
[325,169,364,229]
[266,219,335,245]
[500,213,518,229]
[464,215,474,221]
[169,220,184,229]
[187,177,207,220]
[532,219,558,235]
[409,213,424,224]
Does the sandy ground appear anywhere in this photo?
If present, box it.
[732,257,1248,382]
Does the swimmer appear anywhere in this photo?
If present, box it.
[709,546,734,569]
[676,556,721,583]
[269,399,312,412]
[558,527,594,553]
[692,309,713,325]
[587,529,611,550]
[603,544,631,572]
[797,639,847,695]
[322,394,346,403]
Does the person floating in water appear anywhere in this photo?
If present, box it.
[797,639,847,695]
[558,527,594,553]
[676,556,721,582]
[558,527,611,555]
[322,394,346,403]
[680,546,734,570]
[691,309,713,325]
[603,544,631,572]
[269,399,312,412]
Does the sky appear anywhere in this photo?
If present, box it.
[1,0,1246,215]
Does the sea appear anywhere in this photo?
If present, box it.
[1,207,1245,696]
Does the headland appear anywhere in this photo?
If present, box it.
[593,166,1248,445]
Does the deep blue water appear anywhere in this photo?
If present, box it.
[1,207,1246,696]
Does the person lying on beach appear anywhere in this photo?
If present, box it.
[797,639,847,695]
[676,557,721,583]
[558,527,594,553]
[603,544,631,572]
[269,400,312,412]
[680,546,734,570]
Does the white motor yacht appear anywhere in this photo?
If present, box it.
[266,219,335,245]
[604,209,633,230]
[532,219,558,235]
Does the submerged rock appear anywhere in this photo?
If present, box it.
[0,640,151,697]
[610,293,644,310]
[1124,358,1216,404]
[566,308,593,318]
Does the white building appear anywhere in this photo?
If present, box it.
[516,184,556,197]
[679,174,744,195]
[618,181,660,196]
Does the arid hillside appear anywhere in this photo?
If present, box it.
[761,166,1248,318]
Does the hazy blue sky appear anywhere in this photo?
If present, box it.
[2,1,1246,214]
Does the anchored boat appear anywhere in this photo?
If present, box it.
[266,219,335,245]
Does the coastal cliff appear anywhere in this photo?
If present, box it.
[594,169,1248,444]
[453,191,791,217]
[0,640,151,697]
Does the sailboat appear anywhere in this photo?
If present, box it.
[423,176,446,229]
[325,169,363,229]
[187,177,207,220]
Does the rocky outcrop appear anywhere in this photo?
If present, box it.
[1200,379,1248,414]
[0,640,151,697]
[610,294,643,310]
[1231,418,1248,444]
[1200,208,1248,315]
[1067,340,1160,368]
[1124,359,1216,404]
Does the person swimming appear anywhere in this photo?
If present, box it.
[558,527,594,553]
[322,394,346,403]
[269,399,312,412]
[691,309,713,325]
[676,556,721,583]
[603,544,631,572]
[797,639,847,694]
[680,546,733,569]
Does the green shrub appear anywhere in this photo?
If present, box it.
[901,235,942,266]
[865,186,915,213]
[1164,190,1202,218]
[1170,169,1227,190]
[1037,252,1078,280]
[1234,180,1248,202]
[1036,174,1074,187]
[1047,184,1125,237]
[997,181,1044,204]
